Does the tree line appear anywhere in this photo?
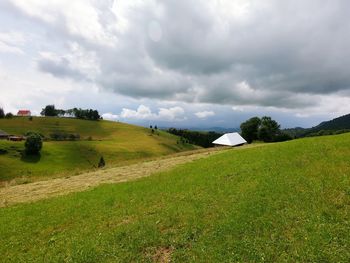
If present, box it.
[41,105,101,121]
[240,116,292,143]
[167,128,222,148]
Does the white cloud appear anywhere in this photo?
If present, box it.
[11,0,117,46]
[158,106,185,121]
[195,110,215,119]
[232,106,244,112]
[102,112,119,120]
[0,41,23,54]
[120,105,155,119]
[0,31,26,55]
[120,104,185,121]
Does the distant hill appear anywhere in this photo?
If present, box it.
[283,113,350,138]
[310,113,350,131]
[0,117,198,184]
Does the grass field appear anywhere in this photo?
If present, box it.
[0,117,197,184]
[0,133,349,262]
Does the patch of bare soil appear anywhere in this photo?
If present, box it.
[152,247,173,263]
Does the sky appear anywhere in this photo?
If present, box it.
[1,0,350,129]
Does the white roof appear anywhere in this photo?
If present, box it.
[212,132,247,146]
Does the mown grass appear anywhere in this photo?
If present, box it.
[0,116,118,139]
[0,134,349,262]
[0,117,197,183]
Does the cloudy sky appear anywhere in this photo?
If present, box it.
[1,0,350,129]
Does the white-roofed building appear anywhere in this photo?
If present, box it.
[212,132,247,147]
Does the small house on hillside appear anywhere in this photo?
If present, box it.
[212,132,247,147]
[17,110,31,117]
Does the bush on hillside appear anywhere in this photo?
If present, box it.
[5,112,13,119]
[0,148,8,155]
[25,133,43,155]
[274,132,293,142]
[98,156,105,168]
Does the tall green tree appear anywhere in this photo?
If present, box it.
[0,108,4,118]
[240,117,261,143]
[240,116,290,143]
[41,105,58,116]
[258,116,280,142]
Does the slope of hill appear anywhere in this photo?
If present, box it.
[308,113,350,132]
[284,113,350,138]
[0,117,198,184]
[0,133,349,262]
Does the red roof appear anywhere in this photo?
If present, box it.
[18,110,31,114]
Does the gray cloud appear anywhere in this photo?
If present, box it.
[4,0,350,110]
[37,57,87,81]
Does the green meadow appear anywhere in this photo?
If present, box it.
[0,133,349,262]
[0,117,196,183]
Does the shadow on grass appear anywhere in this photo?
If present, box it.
[20,152,41,163]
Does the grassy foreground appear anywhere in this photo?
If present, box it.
[0,134,349,262]
[0,117,196,183]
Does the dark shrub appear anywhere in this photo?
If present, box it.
[25,133,43,155]
[274,132,293,142]
[0,148,8,154]
[98,156,105,168]
[5,113,13,119]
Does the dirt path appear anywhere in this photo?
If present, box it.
[0,147,230,208]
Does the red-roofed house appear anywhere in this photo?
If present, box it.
[17,110,31,117]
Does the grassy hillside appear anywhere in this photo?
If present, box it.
[284,113,350,138]
[0,117,197,183]
[0,133,349,262]
[0,116,159,139]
